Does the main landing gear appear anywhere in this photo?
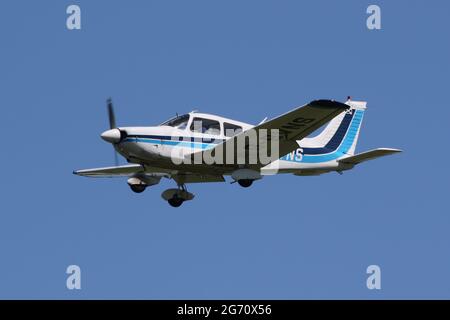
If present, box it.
[231,169,259,188]
[161,184,195,208]
[237,179,253,188]
[129,184,146,193]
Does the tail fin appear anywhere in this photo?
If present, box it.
[301,98,366,156]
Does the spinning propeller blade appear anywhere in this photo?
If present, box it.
[107,98,119,166]
[107,98,116,129]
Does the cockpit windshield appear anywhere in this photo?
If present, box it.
[160,114,190,129]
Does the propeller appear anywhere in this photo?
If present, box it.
[106,98,119,166]
[107,98,116,129]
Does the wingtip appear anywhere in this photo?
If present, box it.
[310,99,349,110]
[383,148,403,153]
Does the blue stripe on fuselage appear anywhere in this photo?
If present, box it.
[125,137,216,150]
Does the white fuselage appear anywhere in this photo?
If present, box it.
[112,111,343,176]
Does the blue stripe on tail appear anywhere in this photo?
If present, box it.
[281,109,364,163]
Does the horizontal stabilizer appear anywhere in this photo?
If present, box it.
[338,148,402,165]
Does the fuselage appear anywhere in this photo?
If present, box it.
[104,110,358,176]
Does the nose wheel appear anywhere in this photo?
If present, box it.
[238,179,253,188]
[161,184,194,207]
[168,195,184,207]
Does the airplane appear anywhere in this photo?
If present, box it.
[73,97,401,207]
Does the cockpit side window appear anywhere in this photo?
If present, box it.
[160,114,190,130]
[190,117,221,136]
[224,122,243,137]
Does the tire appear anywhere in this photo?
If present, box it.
[168,197,184,207]
[130,184,146,193]
[238,179,253,188]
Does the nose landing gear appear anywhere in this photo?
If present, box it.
[161,184,194,207]
[168,195,184,207]
[237,179,253,188]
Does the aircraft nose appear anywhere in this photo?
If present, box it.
[101,128,122,143]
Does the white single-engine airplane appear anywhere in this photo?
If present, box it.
[74,97,401,207]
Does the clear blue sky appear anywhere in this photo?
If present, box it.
[0,0,449,299]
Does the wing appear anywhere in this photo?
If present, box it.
[338,148,402,165]
[74,164,224,184]
[190,99,349,169]
[73,164,146,177]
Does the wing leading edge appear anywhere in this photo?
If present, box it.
[73,164,145,177]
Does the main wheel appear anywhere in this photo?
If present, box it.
[168,196,184,207]
[238,179,253,188]
[130,184,146,193]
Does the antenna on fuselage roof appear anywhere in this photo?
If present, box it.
[258,117,268,125]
